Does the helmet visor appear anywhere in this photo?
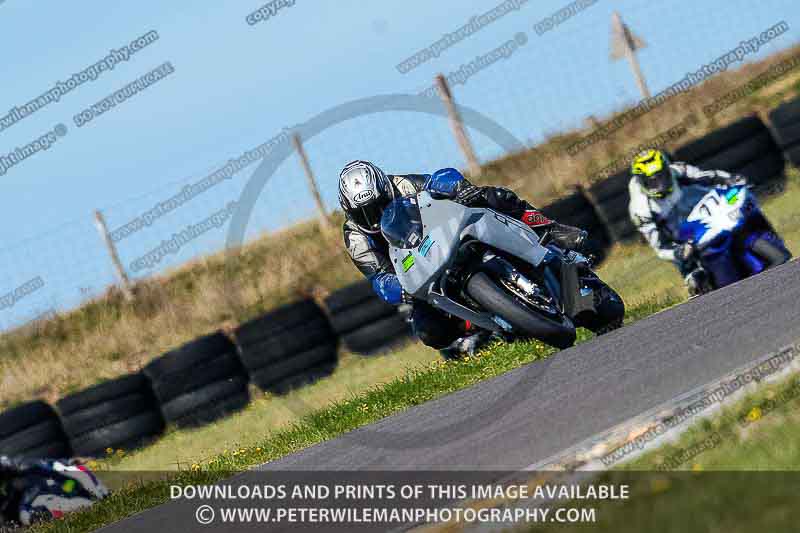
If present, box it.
[352,197,390,232]
[640,168,674,198]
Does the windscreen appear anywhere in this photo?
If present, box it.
[380,197,424,249]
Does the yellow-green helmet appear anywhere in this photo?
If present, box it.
[631,149,675,198]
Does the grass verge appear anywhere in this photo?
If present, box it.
[31,298,678,533]
[3,45,800,410]
[27,168,800,531]
[518,371,800,533]
[83,167,800,472]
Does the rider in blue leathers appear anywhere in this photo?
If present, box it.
[0,456,108,527]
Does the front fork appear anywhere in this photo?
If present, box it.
[700,230,790,288]
[478,252,553,305]
[478,250,593,319]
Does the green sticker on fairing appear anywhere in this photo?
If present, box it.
[402,252,415,272]
[62,479,76,493]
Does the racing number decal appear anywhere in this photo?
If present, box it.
[697,192,721,218]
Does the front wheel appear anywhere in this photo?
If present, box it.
[751,236,791,269]
[466,272,576,349]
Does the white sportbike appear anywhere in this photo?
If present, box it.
[381,191,625,349]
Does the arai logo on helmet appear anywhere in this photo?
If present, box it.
[353,190,375,205]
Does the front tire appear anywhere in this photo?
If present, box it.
[751,236,791,269]
[466,272,576,349]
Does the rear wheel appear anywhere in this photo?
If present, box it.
[466,272,576,349]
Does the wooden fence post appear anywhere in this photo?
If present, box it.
[93,210,134,301]
[435,74,482,177]
[292,133,333,231]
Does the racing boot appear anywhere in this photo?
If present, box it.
[685,268,710,298]
[439,329,499,360]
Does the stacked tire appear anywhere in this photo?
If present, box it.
[540,191,611,261]
[325,281,411,355]
[587,170,639,243]
[769,97,800,168]
[145,332,249,428]
[674,115,785,188]
[56,374,164,457]
[0,401,71,459]
[235,300,338,394]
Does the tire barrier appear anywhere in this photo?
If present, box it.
[235,299,338,394]
[144,331,249,428]
[673,115,785,188]
[588,169,640,244]
[0,401,71,459]
[3,102,800,460]
[56,374,164,457]
[325,280,411,355]
[540,191,612,261]
[769,96,800,168]
[540,191,604,235]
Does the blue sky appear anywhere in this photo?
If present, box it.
[0,0,797,328]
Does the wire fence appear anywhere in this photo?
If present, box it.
[0,0,796,332]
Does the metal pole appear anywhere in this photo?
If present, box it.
[93,210,134,301]
[435,74,482,177]
[292,133,332,231]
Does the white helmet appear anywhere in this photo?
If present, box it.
[338,160,395,233]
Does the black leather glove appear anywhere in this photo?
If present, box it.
[454,182,484,205]
[711,173,747,188]
[549,223,588,254]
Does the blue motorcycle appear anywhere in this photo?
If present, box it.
[678,184,791,294]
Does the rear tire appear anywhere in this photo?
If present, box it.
[466,272,576,349]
